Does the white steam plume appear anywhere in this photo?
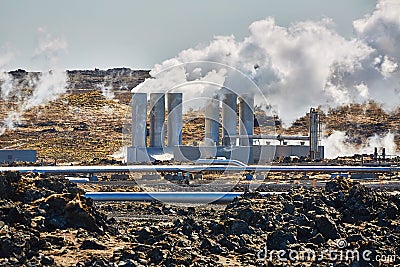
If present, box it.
[323,131,396,159]
[0,28,68,136]
[110,146,127,162]
[33,27,68,64]
[0,70,68,135]
[97,83,115,100]
[0,44,15,100]
[134,0,400,127]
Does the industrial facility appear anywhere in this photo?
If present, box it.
[0,149,36,164]
[127,91,324,164]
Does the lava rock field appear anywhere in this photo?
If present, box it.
[0,172,399,266]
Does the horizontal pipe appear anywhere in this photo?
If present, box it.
[0,165,398,173]
[194,159,247,167]
[84,191,286,204]
[66,177,90,183]
[230,135,310,141]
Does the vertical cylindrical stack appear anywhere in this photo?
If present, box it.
[131,93,147,148]
[167,93,183,147]
[309,108,319,160]
[149,93,165,147]
[222,93,237,146]
[238,94,254,146]
[205,96,220,146]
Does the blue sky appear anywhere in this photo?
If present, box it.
[0,0,376,71]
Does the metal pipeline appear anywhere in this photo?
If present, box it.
[66,177,90,183]
[230,135,309,141]
[194,159,247,167]
[84,191,286,204]
[1,164,398,173]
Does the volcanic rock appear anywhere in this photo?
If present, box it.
[148,247,163,264]
[226,219,253,235]
[80,239,107,250]
[267,230,297,250]
[0,172,109,265]
[308,233,325,245]
[315,215,340,240]
[1,173,400,266]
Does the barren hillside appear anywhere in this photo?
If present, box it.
[0,69,399,163]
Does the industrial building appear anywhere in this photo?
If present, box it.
[127,92,324,164]
[0,150,37,164]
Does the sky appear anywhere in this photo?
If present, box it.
[0,0,376,71]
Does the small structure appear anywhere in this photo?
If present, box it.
[0,150,37,164]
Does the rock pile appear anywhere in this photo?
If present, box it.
[0,172,108,265]
[101,177,400,266]
[1,173,399,266]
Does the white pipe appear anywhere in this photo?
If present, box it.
[194,158,247,167]
[230,135,309,141]
[131,93,147,147]
[167,93,183,146]
[149,93,165,147]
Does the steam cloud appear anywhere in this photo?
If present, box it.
[132,0,400,156]
[97,83,115,100]
[135,0,400,126]
[0,28,68,136]
[33,27,68,64]
[323,131,397,159]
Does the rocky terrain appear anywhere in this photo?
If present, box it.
[8,68,150,93]
[0,68,399,164]
[1,172,399,266]
[67,68,150,92]
[0,91,129,163]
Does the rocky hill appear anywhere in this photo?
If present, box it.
[67,68,150,92]
[0,68,399,163]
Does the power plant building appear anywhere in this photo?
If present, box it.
[127,92,324,164]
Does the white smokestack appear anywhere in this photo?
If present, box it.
[149,93,165,147]
[167,93,183,147]
[204,96,220,146]
[221,91,237,146]
[131,93,147,148]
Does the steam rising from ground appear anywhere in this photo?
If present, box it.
[323,131,397,159]
[110,146,127,162]
[0,28,68,136]
[97,83,115,100]
[135,0,400,126]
